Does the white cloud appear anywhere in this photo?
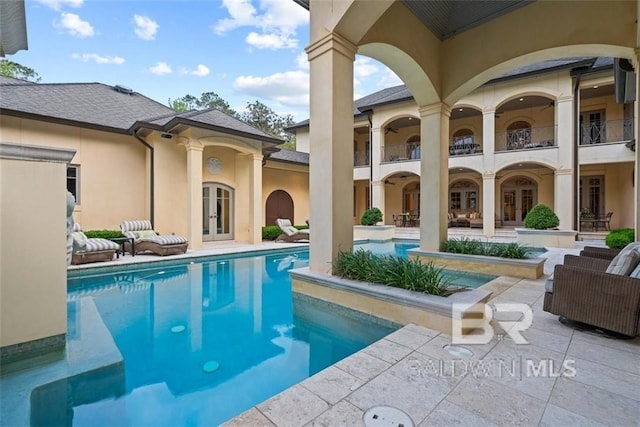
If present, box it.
[133,15,159,41]
[36,0,83,11]
[179,64,211,77]
[295,51,308,70]
[71,53,125,65]
[213,0,308,50]
[354,56,379,79]
[246,32,296,50]
[376,67,403,89]
[233,70,309,107]
[149,62,172,75]
[57,12,94,38]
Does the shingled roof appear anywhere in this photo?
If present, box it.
[0,77,284,145]
[268,149,309,165]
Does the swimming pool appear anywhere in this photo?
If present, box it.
[41,249,398,426]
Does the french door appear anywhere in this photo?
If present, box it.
[203,183,234,241]
[502,184,536,226]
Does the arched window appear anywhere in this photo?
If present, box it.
[507,121,531,150]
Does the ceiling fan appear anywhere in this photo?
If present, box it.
[385,126,398,134]
[384,179,396,185]
[540,100,555,111]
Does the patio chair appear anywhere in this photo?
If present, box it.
[71,223,120,265]
[120,220,188,256]
[543,243,640,336]
[594,212,614,231]
[275,218,310,243]
[579,246,621,261]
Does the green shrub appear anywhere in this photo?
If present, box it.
[262,226,282,240]
[360,208,383,225]
[440,238,529,259]
[333,249,451,296]
[605,228,635,249]
[523,204,559,230]
[262,224,309,240]
[84,229,124,239]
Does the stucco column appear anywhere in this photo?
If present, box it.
[306,33,356,273]
[371,180,385,220]
[185,140,203,249]
[482,172,496,237]
[419,103,451,251]
[249,153,263,244]
[482,108,496,164]
[554,168,573,229]
[555,96,575,229]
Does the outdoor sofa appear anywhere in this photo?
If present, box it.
[543,242,640,336]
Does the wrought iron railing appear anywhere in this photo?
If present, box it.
[495,125,556,151]
[449,135,483,156]
[580,119,634,145]
[382,142,421,162]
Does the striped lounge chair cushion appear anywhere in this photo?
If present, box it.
[120,220,153,239]
[140,235,188,245]
[83,238,120,252]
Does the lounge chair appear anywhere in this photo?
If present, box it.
[275,218,310,243]
[120,220,188,256]
[579,246,621,261]
[543,242,640,336]
[71,223,120,265]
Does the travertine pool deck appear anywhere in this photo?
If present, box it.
[221,245,640,427]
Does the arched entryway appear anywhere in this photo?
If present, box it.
[501,176,537,226]
[265,190,294,225]
[203,183,234,241]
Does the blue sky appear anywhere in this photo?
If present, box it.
[12,0,402,121]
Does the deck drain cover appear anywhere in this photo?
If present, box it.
[443,344,474,358]
[363,406,414,427]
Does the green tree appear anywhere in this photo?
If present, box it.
[239,100,296,146]
[0,59,41,82]
[168,91,236,116]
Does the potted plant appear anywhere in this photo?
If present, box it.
[353,207,395,240]
[516,203,577,248]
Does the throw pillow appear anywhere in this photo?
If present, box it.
[606,248,640,276]
[136,230,158,239]
[456,213,466,219]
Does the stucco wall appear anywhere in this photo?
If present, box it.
[0,156,68,348]
[153,136,188,237]
[262,162,309,226]
[0,116,148,231]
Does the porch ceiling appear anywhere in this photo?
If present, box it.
[293,0,534,41]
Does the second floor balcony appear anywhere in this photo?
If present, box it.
[382,142,421,162]
[580,118,634,145]
[495,125,556,152]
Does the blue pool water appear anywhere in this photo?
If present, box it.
[53,249,398,426]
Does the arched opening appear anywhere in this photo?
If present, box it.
[265,190,294,226]
[501,176,537,226]
[203,182,234,241]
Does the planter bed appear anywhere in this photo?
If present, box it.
[289,267,492,335]
[408,249,546,279]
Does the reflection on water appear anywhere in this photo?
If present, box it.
[35,251,396,426]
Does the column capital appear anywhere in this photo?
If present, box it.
[371,180,385,188]
[482,172,496,180]
[184,140,204,152]
[418,102,451,119]
[556,95,573,104]
[555,168,573,176]
[306,32,357,62]
[482,107,496,115]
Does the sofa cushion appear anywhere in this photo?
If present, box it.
[544,273,554,292]
[141,235,189,245]
[83,238,119,252]
[606,247,640,276]
[629,262,640,279]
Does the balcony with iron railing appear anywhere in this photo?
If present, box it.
[495,125,556,152]
[580,118,634,145]
[449,135,483,156]
[382,142,421,162]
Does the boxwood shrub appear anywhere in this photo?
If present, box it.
[360,208,383,225]
[523,203,559,230]
[605,228,635,249]
[84,229,124,239]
